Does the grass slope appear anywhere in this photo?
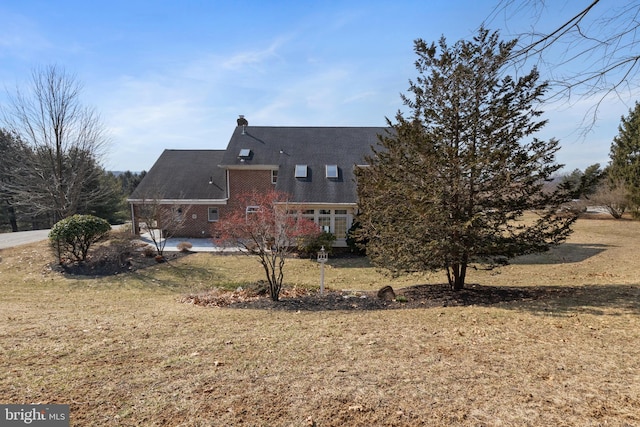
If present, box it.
[1,218,639,426]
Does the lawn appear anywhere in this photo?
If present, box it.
[1,217,639,426]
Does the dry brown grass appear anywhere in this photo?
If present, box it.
[1,217,640,426]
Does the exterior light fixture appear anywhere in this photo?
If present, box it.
[317,245,328,295]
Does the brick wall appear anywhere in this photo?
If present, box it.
[131,169,275,238]
[131,203,231,238]
[169,205,222,238]
[228,169,274,207]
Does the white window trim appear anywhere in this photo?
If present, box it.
[293,208,353,245]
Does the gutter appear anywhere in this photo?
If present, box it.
[127,198,229,205]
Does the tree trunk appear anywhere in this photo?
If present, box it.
[448,262,467,291]
[268,269,280,302]
[452,268,465,291]
[8,205,18,232]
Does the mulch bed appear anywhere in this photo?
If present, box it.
[182,283,578,311]
[51,242,191,276]
[52,237,578,310]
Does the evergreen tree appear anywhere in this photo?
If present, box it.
[355,28,575,291]
[608,101,640,211]
[118,170,147,196]
[77,168,127,224]
[0,129,21,231]
[558,163,603,200]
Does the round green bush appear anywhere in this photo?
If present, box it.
[49,214,111,262]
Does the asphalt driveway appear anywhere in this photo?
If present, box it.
[0,229,51,250]
[0,228,229,252]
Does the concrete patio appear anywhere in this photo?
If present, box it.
[137,232,239,252]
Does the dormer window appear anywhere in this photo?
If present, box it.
[295,164,308,178]
[326,164,338,178]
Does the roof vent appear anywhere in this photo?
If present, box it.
[237,115,248,135]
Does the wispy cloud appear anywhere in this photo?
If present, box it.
[222,38,287,70]
[98,29,401,169]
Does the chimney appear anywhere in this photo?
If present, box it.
[237,115,248,134]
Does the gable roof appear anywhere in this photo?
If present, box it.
[221,126,388,204]
[129,149,227,202]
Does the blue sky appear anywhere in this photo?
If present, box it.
[1,0,637,173]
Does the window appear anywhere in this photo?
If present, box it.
[334,217,347,238]
[238,148,251,158]
[326,164,338,178]
[295,164,308,178]
[318,209,331,233]
[303,208,352,241]
[301,209,315,223]
[319,217,331,233]
[334,209,348,238]
[208,207,219,222]
[271,169,278,184]
[173,207,183,222]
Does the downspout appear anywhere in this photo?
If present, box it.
[226,169,230,201]
[130,202,137,235]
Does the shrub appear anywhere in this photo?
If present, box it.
[298,231,336,258]
[346,220,367,255]
[177,241,193,252]
[49,215,111,263]
[142,245,156,257]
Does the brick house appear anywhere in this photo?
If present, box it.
[128,118,386,247]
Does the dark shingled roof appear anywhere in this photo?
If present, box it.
[221,126,388,204]
[129,149,227,201]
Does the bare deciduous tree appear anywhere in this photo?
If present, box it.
[589,181,629,219]
[485,1,640,128]
[134,193,193,257]
[214,190,321,301]
[1,65,109,224]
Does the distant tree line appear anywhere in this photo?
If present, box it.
[556,101,640,219]
[0,128,145,231]
[0,66,145,232]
